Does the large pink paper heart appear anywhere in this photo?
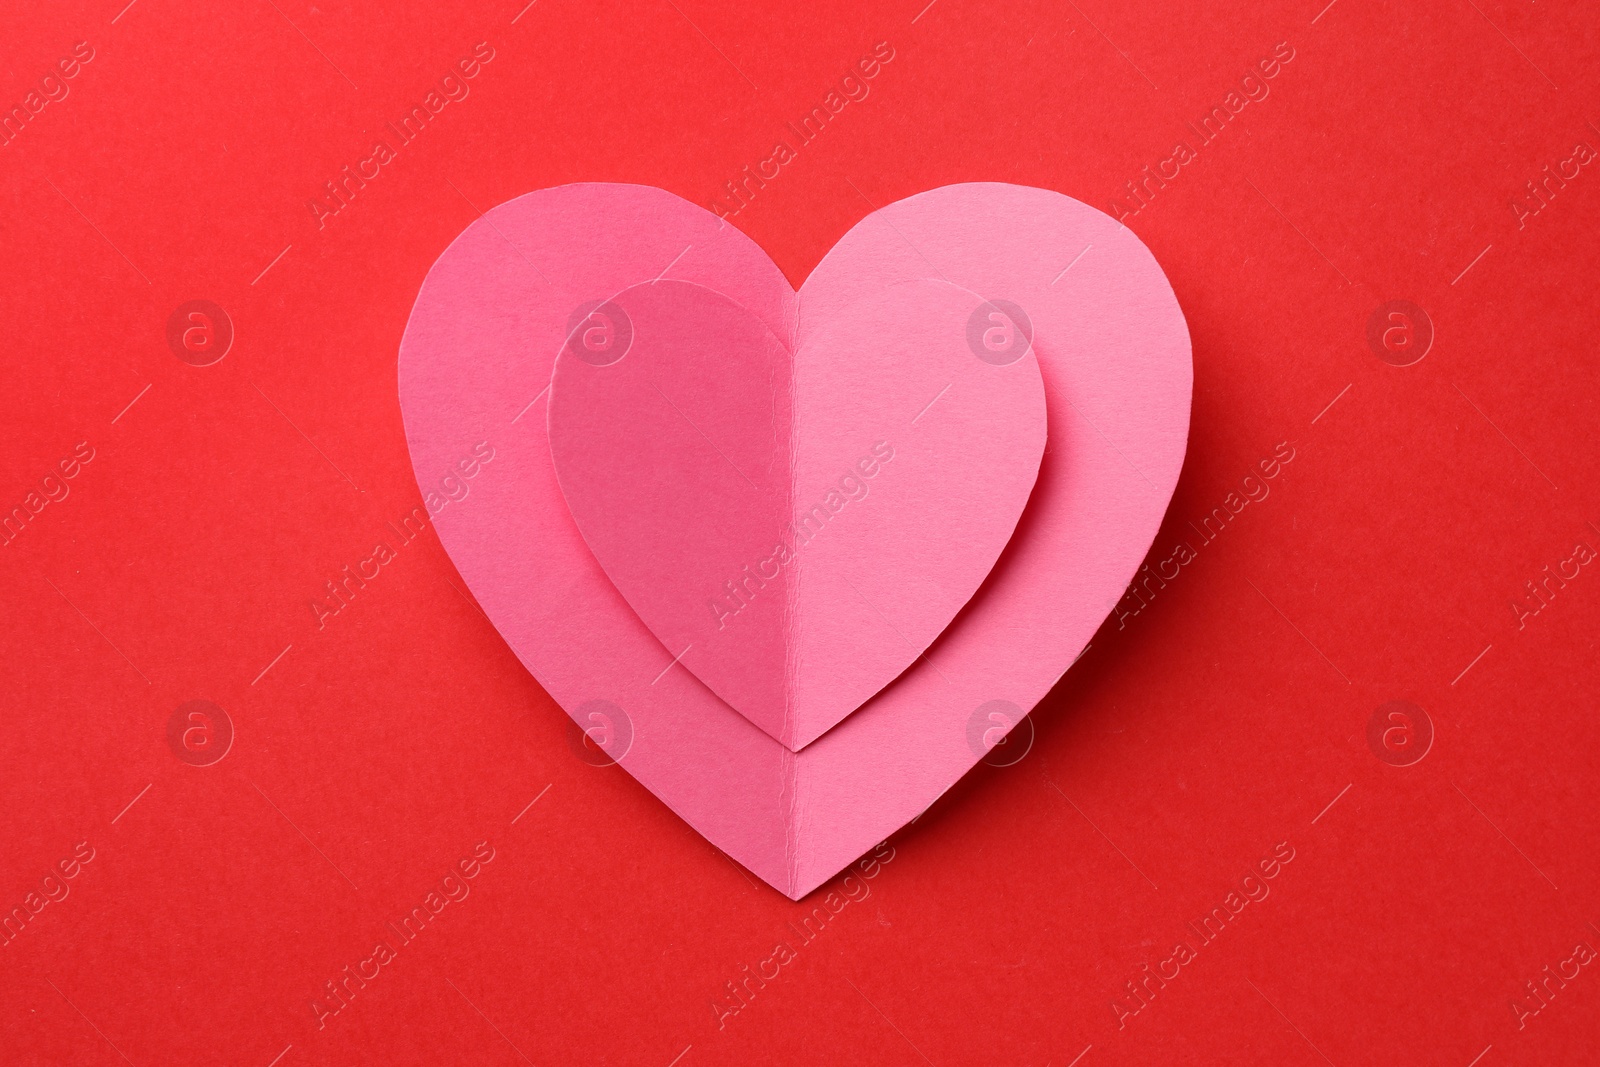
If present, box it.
[399,183,1190,898]
[546,277,1046,750]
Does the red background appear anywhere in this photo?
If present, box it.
[3,0,1598,1064]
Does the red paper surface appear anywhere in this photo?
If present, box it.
[2,2,1598,1065]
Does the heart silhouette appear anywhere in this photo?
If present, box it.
[399,183,1190,898]
[546,277,1046,750]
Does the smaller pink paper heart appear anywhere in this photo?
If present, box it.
[547,277,1046,750]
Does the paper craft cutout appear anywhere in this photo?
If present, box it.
[399,182,1191,899]
[547,277,1047,750]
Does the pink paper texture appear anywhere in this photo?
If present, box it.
[399,182,1191,898]
[547,277,1047,750]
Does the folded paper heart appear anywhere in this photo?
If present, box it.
[547,277,1047,750]
[399,183,1191,898]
